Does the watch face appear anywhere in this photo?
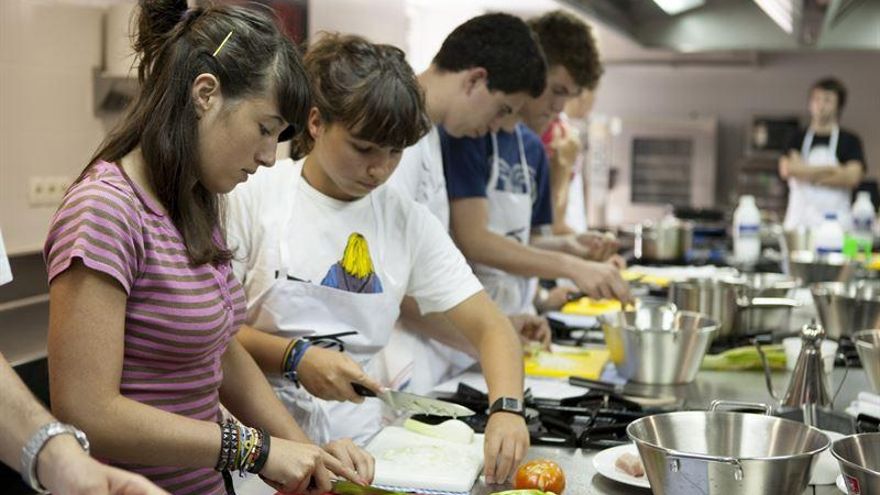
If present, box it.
[502,398,522,412]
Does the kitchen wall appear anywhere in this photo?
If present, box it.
[591,51,880,208]
[0,0,108,255]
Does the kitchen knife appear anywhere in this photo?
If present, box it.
[351,383,475,417]
[330,480,409,495]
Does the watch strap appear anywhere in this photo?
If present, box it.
[489,396,525,417]
[21,422,90,494]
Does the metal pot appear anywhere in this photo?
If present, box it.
[787,251,857,285]
[627,400,830,494]
[854,330,880,394]
[599,304,717,384]
[634,219,693,261]
[832,433,880,495]
[811,281,880,340]
[669,273,800,340]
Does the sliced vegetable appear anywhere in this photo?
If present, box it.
[403,417,474,444]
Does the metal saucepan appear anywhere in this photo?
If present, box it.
[811,281,880,340]
[669,273,801,340]
[599,303,717,384]
[854,329,880,394]
[627,400,830,494]
[633,219,694,262]
[787,251,857,285]
[831,433,880,495]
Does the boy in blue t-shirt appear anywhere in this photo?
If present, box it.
[442,11,630,315]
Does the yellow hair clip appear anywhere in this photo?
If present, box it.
[212,30,234,57]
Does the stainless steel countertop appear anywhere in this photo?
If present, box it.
[468,367,867,495]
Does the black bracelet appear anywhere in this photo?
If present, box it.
[248,428,271,474]
[215,421,234,471]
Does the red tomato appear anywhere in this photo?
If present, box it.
[514,459,566,494]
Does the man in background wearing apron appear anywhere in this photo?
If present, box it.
[780,77,867,229]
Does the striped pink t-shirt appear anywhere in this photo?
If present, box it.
[44,161,246,495]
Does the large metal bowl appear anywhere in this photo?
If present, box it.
[811,281,880,340]
[831,433,880,495]
[787,251,857,285]
[628,403,830,495]
[600,304,717,384]
[854,330,880,394]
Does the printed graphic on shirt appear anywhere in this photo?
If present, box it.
[495,157,538,203]
[320,233,383,294]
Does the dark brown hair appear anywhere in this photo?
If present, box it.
[811,77,848,115]
[432,13,546,98]
[528,10,603,91]
[85,0,310,265]
[292,33,430,157]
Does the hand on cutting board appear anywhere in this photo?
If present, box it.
[606,254,627,270]
[323,438,375,485]
[509,314,551,350]
[569,231,619,262]
[260,437,366,493]
[483,412,530,485]
[297,346,384,403]
[568,259,632,303]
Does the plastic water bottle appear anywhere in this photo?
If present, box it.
[846,191,875,258]
[733,195,761,264]
[815,213,844,255]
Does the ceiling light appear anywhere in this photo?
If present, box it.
[753,0,796,34]
[652,0,705,15]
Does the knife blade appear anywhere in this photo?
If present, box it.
[351,383,475,417]
[330,480,408,495]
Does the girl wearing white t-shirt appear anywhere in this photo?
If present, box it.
[226,33,529,486]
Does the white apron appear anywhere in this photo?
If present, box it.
[246,161,401,446]
[472,127,535,315]
[784,126,850,230]
[414,127,450,230]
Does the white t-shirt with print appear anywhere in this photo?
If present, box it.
[226,158,480,322]
[386,126,449,230]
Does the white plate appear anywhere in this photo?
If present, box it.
[592,443,651,489]
[837,474,848,493]
[812,430,845,485]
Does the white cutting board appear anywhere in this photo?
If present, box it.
[366,426,484,493]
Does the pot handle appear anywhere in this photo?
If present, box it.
[741,297,801,309]
[709,399,773,415]
[667,451,745,481]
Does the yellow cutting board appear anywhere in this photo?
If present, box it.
[525,347,610,379]
[561,297,622,316]
[622,269,670,287]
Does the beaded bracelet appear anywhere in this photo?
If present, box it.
[249,429,270,474]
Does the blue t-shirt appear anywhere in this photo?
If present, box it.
[441,123,553,228]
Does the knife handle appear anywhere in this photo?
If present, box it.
[568,376,619,393]
[351,382,377,397]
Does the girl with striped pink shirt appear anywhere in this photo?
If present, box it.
[43,1,369,494]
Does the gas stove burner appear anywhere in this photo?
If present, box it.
[427,382,654,450]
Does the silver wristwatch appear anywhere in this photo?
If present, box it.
[20,422,90,494]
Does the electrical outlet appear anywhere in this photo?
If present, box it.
[27,176,72,207]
